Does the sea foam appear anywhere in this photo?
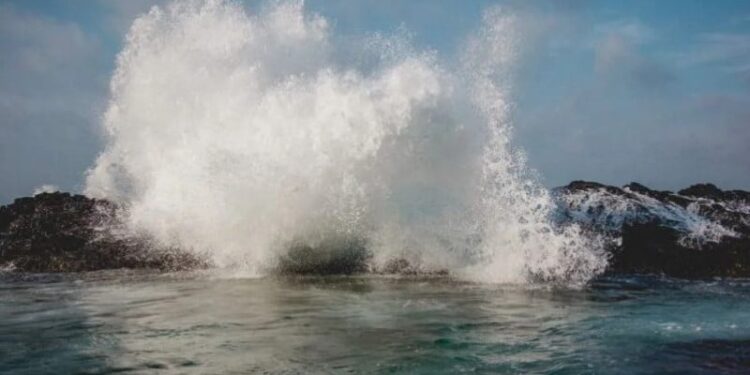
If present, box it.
[85,0,606,284]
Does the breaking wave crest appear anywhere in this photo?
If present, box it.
[85,0,606,284]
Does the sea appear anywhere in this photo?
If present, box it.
[2,271,748,374]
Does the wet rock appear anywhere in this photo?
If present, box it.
[679,183,750,202]
[0,192,206,272]
[276,238,371,275]
[613,222,750,278]
[3,181,749,279]
[376,258,449,276]
[556,181,750,278]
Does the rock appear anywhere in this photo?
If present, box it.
[0,192,206,272]
[679,183,750,205]
[276,238,370,275]
[555,181,750,278]
[375,258,449,276]
[2,182,748,279]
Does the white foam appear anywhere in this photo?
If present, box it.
[558,186,740,248]
[86,0,606,284]
[33,184,60,195]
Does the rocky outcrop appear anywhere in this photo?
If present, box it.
[555,181,750,278]
[0,192,206,272]
[2,182,749,278]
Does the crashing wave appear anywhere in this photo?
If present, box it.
[82,0,606,284]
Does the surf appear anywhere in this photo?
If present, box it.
[84,0,606,284]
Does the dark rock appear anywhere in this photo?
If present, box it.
[376,258,449,276]
[612,222,750,278]
[624,182,691,207]
[679,183,750,203]
[556,181,750,278]
[276,238,370,275]
[564,180,624,196]
[0,192,207,272]
[678,183,724,199]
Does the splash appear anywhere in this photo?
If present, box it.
[33,184,60,195]
[558,184,741,248]
[85,0,606,284]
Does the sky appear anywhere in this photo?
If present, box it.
[1,0,750,203]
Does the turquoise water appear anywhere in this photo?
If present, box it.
[1,272,749,374]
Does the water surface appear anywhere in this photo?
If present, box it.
[1,272,749,374]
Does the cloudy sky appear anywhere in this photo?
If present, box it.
[1,0,749,203]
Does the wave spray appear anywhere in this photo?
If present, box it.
[85,0,606,283]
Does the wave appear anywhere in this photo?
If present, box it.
[84,0,606,284]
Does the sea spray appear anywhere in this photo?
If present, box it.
[85,0,606,283]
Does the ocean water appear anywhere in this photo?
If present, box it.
[2,272,749,374]
[4,2,746,373]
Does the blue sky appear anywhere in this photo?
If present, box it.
[2,0,750,203]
